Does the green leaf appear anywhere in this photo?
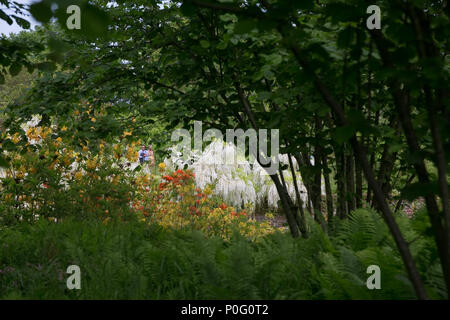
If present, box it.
[337,27,354,49]
[333,125,356,144]
[263,69,275,81]
[59,3,110,39]
[180,2,196,16]
[388,142,403,154]
[401,182,442,201]
[234,19,258,34]
[292,0,315,10]
[0,9,13,25]
[199,40,210,48]
[256,91,271,101]
[2,139,17,151]
[29,1,52,24]
[9,63,22,76]
[219,13,237,22]
[37,62,56,72]
[217,41,228,50]
[262,53,283,66]
[0,155,8,168]
[323,3,362,23]
[12,15,31,29]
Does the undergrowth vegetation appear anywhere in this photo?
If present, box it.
[0,208,445,299]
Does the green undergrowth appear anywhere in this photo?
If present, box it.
[0,208,446,299]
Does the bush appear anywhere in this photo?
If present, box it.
[0,208,445,299]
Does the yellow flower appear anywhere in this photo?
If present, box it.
[86,158,98,169]
[123,130,132,137]
[158,162,166,170]
[265,212,274,220]
[204,185,213,196]
[39,127,52,139]
[11,132,21,144]
[64,156,72,166]
[61,126,68,132]
[26,127,40,141]
[91,117,96,123]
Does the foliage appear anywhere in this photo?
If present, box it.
[134,166,280,240]
[1,0,449,298]
[0,121,141,225]
[0,121,279,240]
[164,139,310,212]
[0,208,445,299]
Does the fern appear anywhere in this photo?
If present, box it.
[0,209,446,299]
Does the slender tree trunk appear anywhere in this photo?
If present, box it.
[322,153,334,228]
[313,116,324,223]
[336,149,347,219]
[296,152,315,215]
[270,174,301,238]
[346,149,356,213]
[354,29,363,209]
[366,109,380,205]
[355,159,363,208]
[288,153,308,238]
[233,76,306,238]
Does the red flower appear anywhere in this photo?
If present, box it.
[219,203,227,210]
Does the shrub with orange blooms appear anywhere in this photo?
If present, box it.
[134,168,281,240]
[1,123,280,240]
[0,125,139,225]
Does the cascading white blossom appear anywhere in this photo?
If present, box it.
[164,139,316,211]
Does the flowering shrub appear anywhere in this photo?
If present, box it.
[1,122,281,240]
[163,139,314,213]
[0,124,138,225]
[134,167,281,240]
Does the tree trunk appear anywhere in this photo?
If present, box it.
[322,153,334,228]
[346,150,356,213]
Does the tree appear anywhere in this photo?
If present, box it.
[2,0,448,299]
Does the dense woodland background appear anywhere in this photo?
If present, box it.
[0,0,449,299]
